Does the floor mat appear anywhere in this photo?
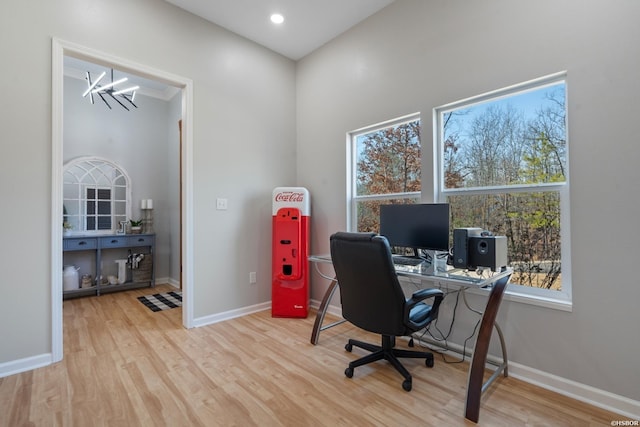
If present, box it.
[137,291,182,312]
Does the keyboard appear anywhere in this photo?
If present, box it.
[392,256,425,266]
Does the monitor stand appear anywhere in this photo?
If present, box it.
[422,249,445,275]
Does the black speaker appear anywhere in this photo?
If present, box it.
[453,228,482,268]
[468,236,508,271]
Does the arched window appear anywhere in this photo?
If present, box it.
[63,157,131,234]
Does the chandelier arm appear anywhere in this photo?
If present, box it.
[83,71,106,97]
[121,94,138,109]
[87,73,95,105]
[97,92,112,109]
[106,91,130,111]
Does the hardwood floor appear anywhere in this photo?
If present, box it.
[0,285,627,426]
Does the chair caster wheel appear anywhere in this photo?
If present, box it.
[402,380,412,391]
[426,356,434,368]
[345,367,354,378]
[345,343,353,352]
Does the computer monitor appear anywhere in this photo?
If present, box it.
[379,203,450,255]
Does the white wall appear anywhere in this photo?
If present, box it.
[0,0,296,365]
[297,0,640,405]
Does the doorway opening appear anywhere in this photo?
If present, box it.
[51,38,195,363]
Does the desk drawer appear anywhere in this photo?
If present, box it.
[100,236,129,248]
[128,235,154,247]
[63,238,98,251]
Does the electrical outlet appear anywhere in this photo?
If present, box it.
[249,272,257,284]
[216,198,228,210]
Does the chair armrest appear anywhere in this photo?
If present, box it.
[407,288,443,307]
[404,288,444,329]
[406,288,444,318]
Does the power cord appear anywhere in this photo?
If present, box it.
[414,288,484,364]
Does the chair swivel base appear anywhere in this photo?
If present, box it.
[344,335,434,391]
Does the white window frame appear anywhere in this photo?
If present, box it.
[347,113,421,232]
[433,72,572,310]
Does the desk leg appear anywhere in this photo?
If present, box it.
[464,277,509,423]
[494,322,508,379]
[310,278,342,345]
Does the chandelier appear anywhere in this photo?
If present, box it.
[82,69,139,111]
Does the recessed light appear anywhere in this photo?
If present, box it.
[270,13,284,24]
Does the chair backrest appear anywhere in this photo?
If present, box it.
[329,232,408,336]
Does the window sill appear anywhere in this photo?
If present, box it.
[465,283,573,312]
[402,275,573,312]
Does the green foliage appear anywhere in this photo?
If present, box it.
[440,88,566,290]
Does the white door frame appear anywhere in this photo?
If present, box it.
[51,38,195,362]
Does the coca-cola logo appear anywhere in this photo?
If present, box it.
[275,192,305,203]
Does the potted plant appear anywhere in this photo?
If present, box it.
[130,219,143,234]
[63,221,72,236]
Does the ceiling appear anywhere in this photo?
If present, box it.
[164,0,395,60]
[65,1,394,99]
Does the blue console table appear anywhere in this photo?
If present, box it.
[63,233,155,299]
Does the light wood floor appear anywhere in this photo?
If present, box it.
[0,284,626,426]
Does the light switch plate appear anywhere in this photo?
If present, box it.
[216,198,228,210]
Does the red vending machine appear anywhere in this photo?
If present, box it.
[272,187,310,318]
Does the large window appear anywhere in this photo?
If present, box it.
[349,114,421,233]
[348,73,570,305]
[435,72,569,300]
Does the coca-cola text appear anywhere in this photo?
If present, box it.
[275,192,305,203]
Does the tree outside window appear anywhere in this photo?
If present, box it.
[350,115,421,233]
[437,74,568,292]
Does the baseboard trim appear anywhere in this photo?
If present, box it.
[159,277,180,288]
[508,362,640,420]
[192,301,271,328]
[310,298,342,318]
[0,353,52,378]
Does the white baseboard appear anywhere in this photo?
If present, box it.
[310,298,342,318]
[192,301,271,328]
[0,353,52,378]
[155,277,179,288]
[509,362,640,420]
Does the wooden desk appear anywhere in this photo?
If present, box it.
[309,254,512,423]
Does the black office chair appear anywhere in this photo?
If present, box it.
[329,231,444,391]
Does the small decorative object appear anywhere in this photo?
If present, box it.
[130,219,143,234]
[141,199,154,233]
[81,274,93,288]
[63,221,72,236]
[115,259,128,284]
[131,253,152,283]
[63,265,80,291]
